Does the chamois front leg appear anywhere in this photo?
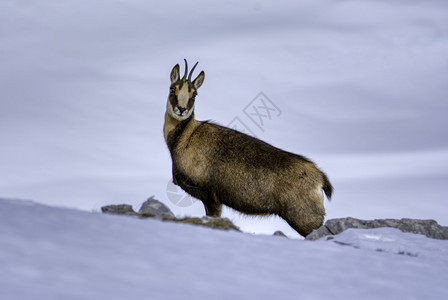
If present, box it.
[203,197,222,217]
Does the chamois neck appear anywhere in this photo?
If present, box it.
[164,112,196,144]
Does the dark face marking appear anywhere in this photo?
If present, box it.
[168,80,198,120]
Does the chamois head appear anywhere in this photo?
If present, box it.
[167,59,205,121]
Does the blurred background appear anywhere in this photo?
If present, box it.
[1,0,447,237]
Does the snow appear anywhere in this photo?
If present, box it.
[1,1,448,237]
[1,198,447,300]
[2,1,447,297]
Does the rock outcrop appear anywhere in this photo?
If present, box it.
[101,204,137,216]
[101,197,239,231]
[138,196,175,219]
[101,200,447,239]
[306,217,448,240]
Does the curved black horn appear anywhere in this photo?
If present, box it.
[182,59,188,80]
[188,61,199,82]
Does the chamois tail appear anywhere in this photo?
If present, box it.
[322,173,333,201]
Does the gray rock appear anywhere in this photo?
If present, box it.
[306,217,448,240]
[273,230,287,237]
[138,196,175,219]
[101,204,137,216]
[306,226,332,240]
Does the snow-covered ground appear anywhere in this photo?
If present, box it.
[1,198,447,300]
[1,0,448,237]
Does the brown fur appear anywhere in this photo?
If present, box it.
[164,60,333,237]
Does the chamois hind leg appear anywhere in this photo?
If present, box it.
[280,194,326,237]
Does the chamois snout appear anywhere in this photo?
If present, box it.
[177,106,187,114]
[174,105,187,115]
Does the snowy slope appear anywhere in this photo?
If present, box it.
[1,198,447,300]
[1,0,448,237]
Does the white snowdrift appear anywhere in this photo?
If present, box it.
[1,198,447,300]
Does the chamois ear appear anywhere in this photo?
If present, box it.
[193,71,205,89]
[170,64,180,83]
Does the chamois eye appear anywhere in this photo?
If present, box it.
[170,87,175,94]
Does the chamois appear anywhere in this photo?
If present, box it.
[163,59,333,237]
